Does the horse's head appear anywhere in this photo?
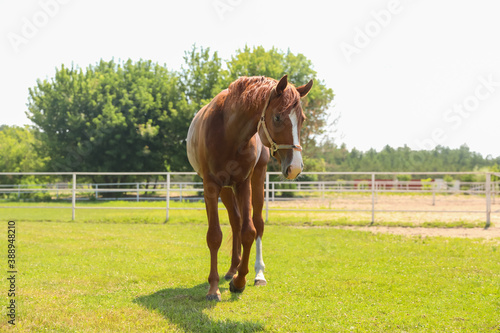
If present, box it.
[257,75,313,180]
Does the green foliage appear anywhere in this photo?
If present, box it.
[24,191,53,202]
[491,164,499,181]
[9,45,499,177]
[397,174,411,182]
[318,142,500,174]
[25,46,333,174]
[226,45,285,79]
[303,156,326,174]
[179,45,228,109]
[0,126,47,185]
[277,183,297,198]
[0,126,46,174]
[27,59,192,173]
[443,175,454,183]
[421,178,433,190]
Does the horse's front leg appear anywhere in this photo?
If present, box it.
[203,179,222,301]
[230,179,256,293]
[251,152,268,286]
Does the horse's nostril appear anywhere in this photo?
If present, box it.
[285,165,302,180]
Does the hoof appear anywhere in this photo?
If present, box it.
[229,279,245,293]
[254,279,267,286]
[224,274,234,281]
[206,294,222,302]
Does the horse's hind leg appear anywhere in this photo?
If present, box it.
[251,149,269,286]
[220,187,241,281]
[230,178,256,292]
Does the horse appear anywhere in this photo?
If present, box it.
[186,75,313,301]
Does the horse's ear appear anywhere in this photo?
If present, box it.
[296,79,313,98]
[275,75,288,96]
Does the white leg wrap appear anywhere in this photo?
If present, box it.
[254,237,266,282]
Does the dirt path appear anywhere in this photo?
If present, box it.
[336,225,500,239]
[272,195,500,226]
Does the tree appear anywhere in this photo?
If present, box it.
[226,46,335,151]
[178,45,336,173]
[27,59,192,173]
[179,45,228,110]
[0,125,47,184]
[313,141,500,174]
[27,46,337,175]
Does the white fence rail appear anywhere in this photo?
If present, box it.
[0,172,498,227]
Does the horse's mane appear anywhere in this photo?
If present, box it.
[226,76,300,114]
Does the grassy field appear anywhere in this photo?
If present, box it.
[1,220,499,332]
[0,194,497,228]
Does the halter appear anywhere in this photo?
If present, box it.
[256,88,303,157]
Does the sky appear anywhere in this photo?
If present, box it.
[1,0,499,158]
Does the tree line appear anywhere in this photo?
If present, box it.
[1,45,499,185]
[313,141,499,174]
[2,124,498,178]
[21,45,333,176]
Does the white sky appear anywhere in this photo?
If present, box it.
[1,0,499,158]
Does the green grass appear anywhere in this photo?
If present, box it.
[2,221,499,332]
[0,200,490,228]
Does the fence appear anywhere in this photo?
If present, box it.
[0,172,499,227]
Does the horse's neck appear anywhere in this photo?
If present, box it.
[223,95,267,147]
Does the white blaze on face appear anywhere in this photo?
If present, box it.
[254,236,266,283]
[287,111,303,179]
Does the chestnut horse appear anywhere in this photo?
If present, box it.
[186,75,313,301]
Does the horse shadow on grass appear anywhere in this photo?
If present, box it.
[134,283,264,332]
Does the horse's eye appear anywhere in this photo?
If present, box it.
[273,115,281,122]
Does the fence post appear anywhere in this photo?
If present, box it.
[371,173,375,224]
[493,182,496,204]
[165,173,170,223]
[492,174,497,204]
[486,173,491,228]
[272,182,276,202]
[265,172,269,223]
[72,173,76,221]
[136,183,140,202]
[432,182,436,206]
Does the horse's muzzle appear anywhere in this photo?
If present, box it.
[284,161,303,180]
